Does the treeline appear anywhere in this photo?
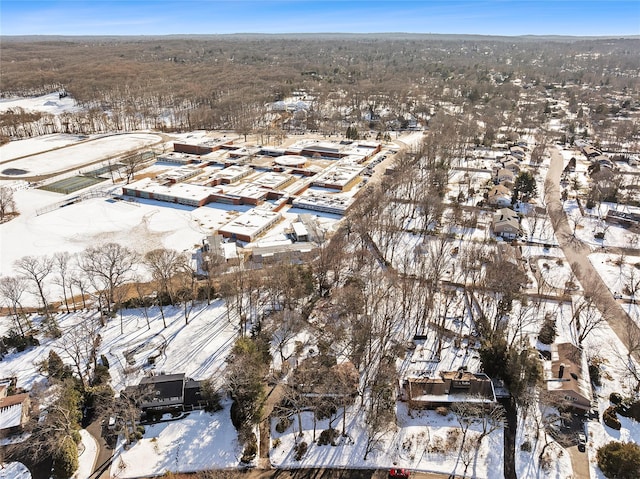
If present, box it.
[1,36,638,142]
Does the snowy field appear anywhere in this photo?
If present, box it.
[0,133,93,162]
[1,133,162,177]
[0,191,209,289]
[0,92,82,115]
[111,406,241,478]
[0,183,339,305]
[565,199,638,249]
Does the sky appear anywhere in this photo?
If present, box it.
[1,1,639,37]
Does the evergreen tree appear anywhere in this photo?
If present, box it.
[48,349,67,380]
[597,441,640,479]
[52,436,79,479]
[512,171,538,204]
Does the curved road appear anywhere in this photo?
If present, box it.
[545,146,640,360]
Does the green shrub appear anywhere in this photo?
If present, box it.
[538,317,556,345]
[597,441,640,479]
[92,364,111,386]
[294,441,308,461]
[52,436,79,479]
[616,399,640,422]
[603,406,621,430]
[240,432,258,463]
[272,438,281,448]
[520,440,532,452]
[4,331,39,352]
[100,354,110,369]
[275,416,292,434]
[589,363,601,387]
[317,428,339,446]
[610,392,624,405]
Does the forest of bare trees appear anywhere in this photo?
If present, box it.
[1,35,639,147]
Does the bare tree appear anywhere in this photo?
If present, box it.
[0,186,17,221]
[53,252,72,314]
[0,276,30,336]
[264,310,304,366]
[570,294,607,346]
[57,317,101,390]
[14,255,56,328]
[80,243,137,319]
[143,248,186,326]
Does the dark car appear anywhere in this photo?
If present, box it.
[389,469,410,478]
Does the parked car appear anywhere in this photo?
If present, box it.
[577,432,587,452]
[389,469,410,478]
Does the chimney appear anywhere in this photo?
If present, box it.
[558,363,565,379]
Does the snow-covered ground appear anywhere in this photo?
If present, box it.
[1,133,161,177]
[0,93,82,115]
[270,402,503,478]
[0,133,93,162]
[111,407,241,478]
[565,199,639,249]
[0,302,237,392]
[0,191,209,294]
[74,429,98,479]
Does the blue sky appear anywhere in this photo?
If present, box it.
[2,1,639,36]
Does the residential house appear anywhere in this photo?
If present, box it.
[582,145,602,159]
[487,184,512,207]
[0,385,30,435]
[544,343,591,411]
[502,156,521,174]
[401,370,496,409]
[492,208,521,239]
[510,145,526,159]
[496,168,516,185]
[125,373,205,414]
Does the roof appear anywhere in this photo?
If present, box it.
[545,343,591,408]
[0,393,29,430]
[0,393,29,409]
[488,184,510,197]
[292,222,308,238]
[0,404,25,430]
[139,373,186,407]
[406,371,496,404]
[140,373,185,385]
[493,208,520,233]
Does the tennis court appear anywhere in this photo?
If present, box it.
[40,175,106,194]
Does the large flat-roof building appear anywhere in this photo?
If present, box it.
[122,178,220,207]
[312,164,364,191]
[218,209,282,242]
[292,192,353,215]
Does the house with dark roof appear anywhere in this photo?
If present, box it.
[126,373,205,414]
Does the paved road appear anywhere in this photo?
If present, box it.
[545,146,640,359]
[86,419,115,479]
